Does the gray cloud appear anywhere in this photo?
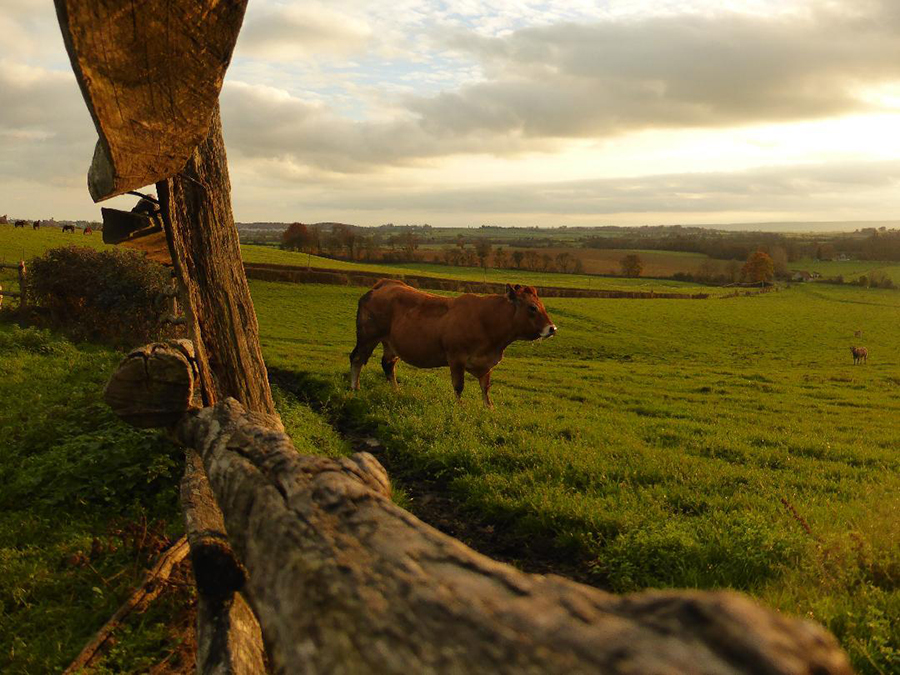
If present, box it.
[414,1,900,139]
[220,81,551,172]
[237,2,371,60]
[222,1,900,173]
[286,159,900,217]
[0,62,96,185]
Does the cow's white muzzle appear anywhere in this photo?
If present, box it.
[541,324,557,338]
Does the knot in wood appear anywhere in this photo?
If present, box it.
[104,340,199,428]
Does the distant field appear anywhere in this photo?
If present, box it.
[794,257,900,284]
[0,229,722,296]
[251,279,899,673]
[423,246,720,277]
[241,244,725,294]
[0,225,110,294]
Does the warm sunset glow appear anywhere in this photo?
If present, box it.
[2,0,900,228]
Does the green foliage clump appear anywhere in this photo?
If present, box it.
[0,324,187,673]
[25,246,175,346]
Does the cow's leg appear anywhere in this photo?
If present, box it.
[477,370,493,409]
[349,337,379,391]
[381,343,400,390]
[450,361,466,401]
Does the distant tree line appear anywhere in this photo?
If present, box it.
[584,227,900,263]
[282,224,586,274]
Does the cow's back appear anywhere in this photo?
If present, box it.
[369,280,452,322]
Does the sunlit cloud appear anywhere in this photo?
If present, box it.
[2,0,900,226]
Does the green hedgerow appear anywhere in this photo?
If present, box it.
[25,246,176,347]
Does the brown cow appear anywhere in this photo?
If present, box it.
[851,346,868,365]
[350,280,556,407]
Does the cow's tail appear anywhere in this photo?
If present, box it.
[350,289,374,363]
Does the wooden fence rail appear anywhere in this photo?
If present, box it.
[103,341,852,675]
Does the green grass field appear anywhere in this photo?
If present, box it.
[1,226,717,295]
[0,321,350,673]
[3,226,899,672]
[251,279,899,673]
[794,257,900,284]
[241,243,725,293]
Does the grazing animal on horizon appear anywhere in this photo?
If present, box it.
[851,346,868,365]
[83,226,93,235]
[32,220,40,230]
[14,220,26,228]
[62,224,75,233]
[350,279,557,408]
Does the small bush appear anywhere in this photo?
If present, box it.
[25,246,176,346]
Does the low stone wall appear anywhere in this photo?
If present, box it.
[243,262,710,300]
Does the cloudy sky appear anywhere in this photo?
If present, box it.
[2,0,900,228]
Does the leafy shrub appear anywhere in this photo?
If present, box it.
[25,246,176,346]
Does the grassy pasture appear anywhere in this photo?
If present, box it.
[251,279,899,673]
[2,225,899,671]
[0,321,349,673]
[794,257,900,284]
[241,243,725,293]
[429,246,718,277]
[0,225,110,296]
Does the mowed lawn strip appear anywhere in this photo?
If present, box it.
[251,279,899,674]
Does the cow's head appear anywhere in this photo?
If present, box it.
[506,284,556,340]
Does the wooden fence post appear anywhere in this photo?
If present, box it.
[17,261,26,314]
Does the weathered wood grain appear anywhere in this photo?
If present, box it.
[103,340,198,428]
[161,396,849,675]
[157,105,278,418]
[183,449,267,674]
[53,0,248,201]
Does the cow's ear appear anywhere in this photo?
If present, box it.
[506,283,516,301]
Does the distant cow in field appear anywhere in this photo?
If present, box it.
[14,220,26,228]
[83,226,93,235]
[62,224,75,233]
[851,346,868,365]
[32,220,40,230]
[350,279,556,408]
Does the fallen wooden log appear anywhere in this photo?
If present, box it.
[63,537,190,674]
[105,346,852,675]
[182,449,267,674]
